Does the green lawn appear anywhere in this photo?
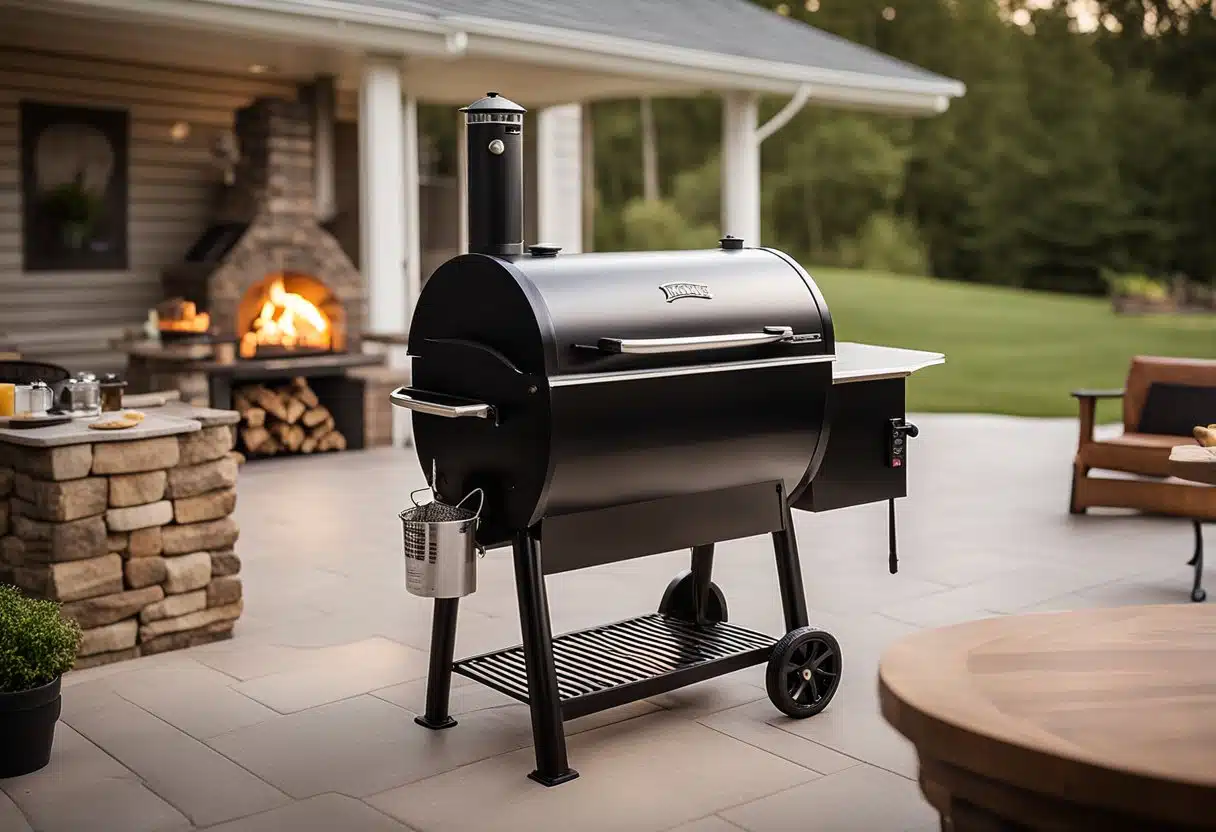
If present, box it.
[809,267,1216,419]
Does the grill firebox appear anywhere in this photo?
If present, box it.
[392,92,945,787]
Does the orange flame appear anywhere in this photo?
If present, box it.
[239,277,331,358]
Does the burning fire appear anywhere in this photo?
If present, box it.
[239,276,331,358]
[158,300,210,333]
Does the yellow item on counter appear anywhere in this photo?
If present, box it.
[0,383,14,417]
[1195,425,1216,448]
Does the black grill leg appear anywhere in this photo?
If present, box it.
[415,598,459,730]
[690,544,715,626]
[772,501,810,631]
[513,531,579,787]
[1191,521,1206,603]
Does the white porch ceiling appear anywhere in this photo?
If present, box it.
[0,0,708,110]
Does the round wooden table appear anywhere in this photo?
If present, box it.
[879,605,1216,831]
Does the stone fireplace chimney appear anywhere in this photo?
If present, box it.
[161,96,366,355]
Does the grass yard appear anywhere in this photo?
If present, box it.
[809,267,1216,419]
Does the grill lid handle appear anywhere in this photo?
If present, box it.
[390,387,497,424]
[594,326,794,355]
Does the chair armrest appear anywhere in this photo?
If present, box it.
[1070,388,1125,400]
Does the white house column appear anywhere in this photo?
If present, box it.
[536,103,584,253]
[358,58,408,444]
[402,92,422,318]
[721,91,761,246]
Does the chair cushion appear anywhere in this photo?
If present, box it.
[1124,356,1216,431]
[1081,433,1186,477]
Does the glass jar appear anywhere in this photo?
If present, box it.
[61,374,101,416]
[99,373,127,413]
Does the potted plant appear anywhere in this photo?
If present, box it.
[41,172,104,250]
[0,584,82,778]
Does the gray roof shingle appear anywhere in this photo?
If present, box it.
[347,0,960,92]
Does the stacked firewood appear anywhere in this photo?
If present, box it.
[233,377,347,456]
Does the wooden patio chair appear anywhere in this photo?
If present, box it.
[1071,356,1216,602]
[1070,356,1216,521]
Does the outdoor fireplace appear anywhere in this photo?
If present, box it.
[160,96,365,355]
[125,94,400,458]
[236,272,345,358]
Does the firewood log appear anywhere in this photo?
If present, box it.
[291,377,320,408]
[233,389,252,412]
[283,397,307,425]
[241,426,271,453]
[301,406,330,428]
[250,386,288,421]
[243,407,266,428]
[309,417,335,440]
[260,436,282,455]
[300,435,318,454]
[317,431,347,452]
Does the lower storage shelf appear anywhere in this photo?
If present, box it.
[452,613,777,720]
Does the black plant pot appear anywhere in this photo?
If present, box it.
[0,676,63,778]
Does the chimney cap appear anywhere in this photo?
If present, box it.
[460,92,527,114]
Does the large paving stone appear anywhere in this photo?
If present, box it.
[14,474,108,522]
[106,532,128,553]
[78,619,139,657]
[163,551,212,594]
[11,513,107,562]
[61,585,165,629]
[162,516,238,555]
[108,470,167,508]
[91,437,179,475]
[173,488,236,524]
[106,500,173,532]
[177,426,235,466]
[140,589,207,623]
[125,556,168,589]
[6,444,92,480]
[165,455,239,499]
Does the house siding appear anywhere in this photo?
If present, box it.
[0,48,297,372]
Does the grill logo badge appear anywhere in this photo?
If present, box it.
[659,282,713,302]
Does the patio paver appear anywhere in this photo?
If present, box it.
[2,414,1204,830]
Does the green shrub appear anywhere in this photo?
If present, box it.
[833,213,930,276]
[1101,270,1170,302]
[0,584,82,693]
[618,198,721,252]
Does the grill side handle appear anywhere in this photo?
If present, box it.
[591,326,794,356]
[390,387,498,425]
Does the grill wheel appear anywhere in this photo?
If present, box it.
[766,627,843,719]
[658,570,728,624]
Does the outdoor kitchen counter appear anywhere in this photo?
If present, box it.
[0,403,245,670]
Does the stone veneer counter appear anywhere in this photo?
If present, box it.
[0,405,245,669]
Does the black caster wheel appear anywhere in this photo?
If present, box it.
[658,570,728,623]
[766,627,842,719]
[1192,588,1206,603]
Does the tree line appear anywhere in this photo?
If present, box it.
[587,0,1216,294]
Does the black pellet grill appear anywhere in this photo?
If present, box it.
[391,93,944,786]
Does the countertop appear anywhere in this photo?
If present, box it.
[831,342,945,384]
[0,409,206,448]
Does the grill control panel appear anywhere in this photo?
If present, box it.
[887,418,919,468]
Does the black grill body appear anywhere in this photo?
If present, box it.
[395,92,943,790]
[407,247,834,553]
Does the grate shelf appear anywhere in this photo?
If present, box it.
[452,613,777,719]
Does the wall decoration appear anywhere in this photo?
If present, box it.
[20,101,129,272]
